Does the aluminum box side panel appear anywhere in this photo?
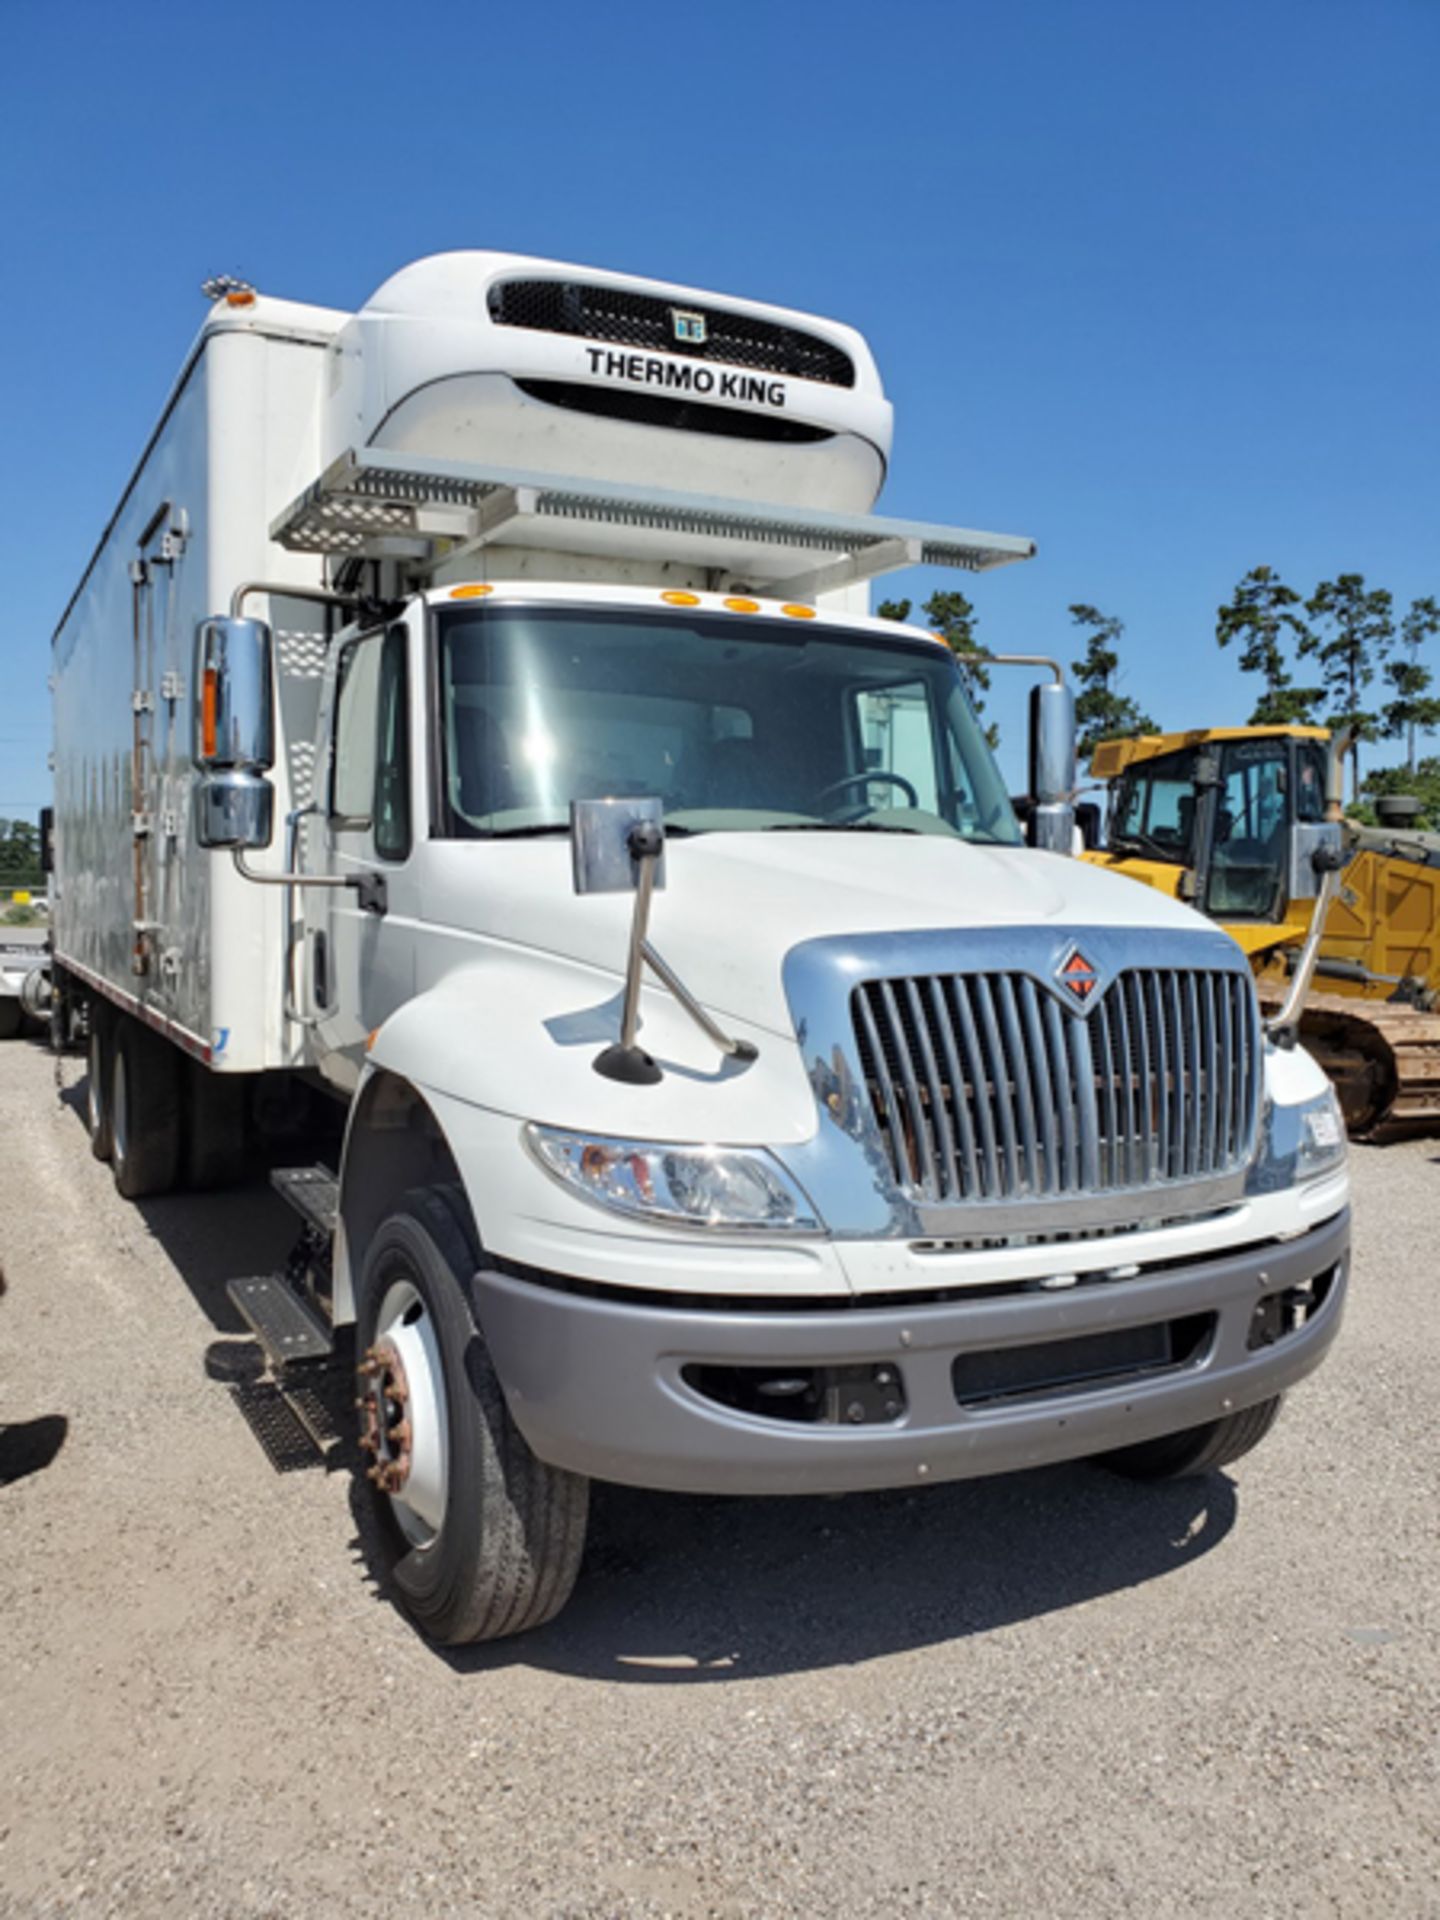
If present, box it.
[52,359,213,1052]
[52,326,331,1072]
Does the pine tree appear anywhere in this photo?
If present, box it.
[1383,596,1440,774]
[1215,566,1321,724]
[1302,575,1395,798]
[1068,604,1157,760]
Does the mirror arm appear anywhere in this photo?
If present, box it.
[1266,854,1342,1046]
[1266,731,1352,1046]
[641,939,758,1063]
[229,581,358,621]
[974,652,1067,687]
[594,822,664,1085]
[231,849,388,915]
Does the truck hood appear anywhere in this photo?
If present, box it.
[422,831,1213,1040]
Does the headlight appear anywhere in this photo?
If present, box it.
[1247,1084,1348,1193]
[524,1125,821,1232]
[1296,1086,1347,1179]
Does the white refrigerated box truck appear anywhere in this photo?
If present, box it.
[46,252,1351,1643]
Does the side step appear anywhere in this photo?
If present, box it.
[271,1164,339,1237]
[227,1274,334,1369]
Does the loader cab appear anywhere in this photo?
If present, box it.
[1102,729,1331,921]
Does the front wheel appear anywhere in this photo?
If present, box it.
[355,1188,589,1645]
[1095,1395,1284,1480]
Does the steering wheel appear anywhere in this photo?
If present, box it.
[812,770,920,813]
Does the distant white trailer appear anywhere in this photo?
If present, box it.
[0,928,48,1039]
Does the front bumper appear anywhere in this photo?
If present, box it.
[475,1205,1350,1494]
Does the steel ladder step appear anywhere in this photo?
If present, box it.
[270,1164,339,1238]
[227,1275,334,1368]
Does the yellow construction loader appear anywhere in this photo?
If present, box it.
[1086,725,1440,1135]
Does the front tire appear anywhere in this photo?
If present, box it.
[1096,1395,1284,1480]
[355,1188,589,1645]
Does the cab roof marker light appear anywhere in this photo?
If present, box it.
[450,583,493,599]
[660,590,702,607]
[781,604,817,620]
[723,597,760,614]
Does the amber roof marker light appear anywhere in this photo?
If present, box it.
[201,275,257,306]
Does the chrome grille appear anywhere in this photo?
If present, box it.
[851,968,1259,1203]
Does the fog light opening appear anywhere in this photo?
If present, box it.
[682,1363,907,1426]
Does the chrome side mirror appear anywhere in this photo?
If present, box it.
[197,770,274,850]
[1029,680,1077,855]
[193,616,275,849]
[1287,820,1344,903]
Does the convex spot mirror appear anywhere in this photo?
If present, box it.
[193,615,275,851]
[570,796,667,895]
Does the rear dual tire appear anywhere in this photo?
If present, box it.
[110,1018,182,1199]
[86,1004,247,1194]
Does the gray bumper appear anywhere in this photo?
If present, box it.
[475,1208,1350,1495]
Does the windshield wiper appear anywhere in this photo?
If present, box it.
[762,822,923,835]
[485,821,697,840]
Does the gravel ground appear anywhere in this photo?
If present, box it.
[0,1036,1436,1918]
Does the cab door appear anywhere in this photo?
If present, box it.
[312,616,420,1091]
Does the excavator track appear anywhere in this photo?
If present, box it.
[1257,987,1440,1138]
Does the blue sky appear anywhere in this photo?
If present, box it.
[1,0,1436,814]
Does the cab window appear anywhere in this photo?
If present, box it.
[851,679,941,815]
[1110,748,1197,859]
[331,627,410,860]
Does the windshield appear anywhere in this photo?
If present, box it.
[435,606,1021,844]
